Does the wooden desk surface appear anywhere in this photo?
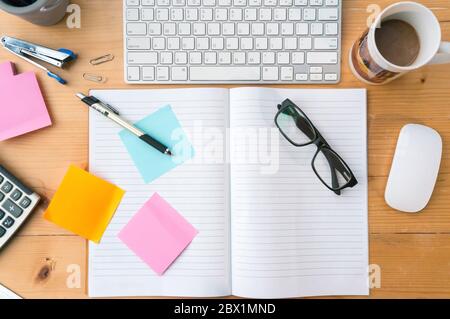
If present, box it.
[0,0,449,299]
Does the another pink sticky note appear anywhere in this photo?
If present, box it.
[118,193,198,275]
[0,61,52,141]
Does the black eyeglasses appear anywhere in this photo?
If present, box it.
[274,99,358,195]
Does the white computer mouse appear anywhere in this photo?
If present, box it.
[385,124,442,213]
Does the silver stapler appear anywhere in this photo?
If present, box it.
[0,35,77,85]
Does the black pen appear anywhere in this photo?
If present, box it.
[76,93,172,156]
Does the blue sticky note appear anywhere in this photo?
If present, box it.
[119,105,194,183]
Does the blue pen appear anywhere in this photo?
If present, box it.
[0,36,77,85]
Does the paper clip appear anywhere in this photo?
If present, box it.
[83,73,107,83]
[90,54,114,66]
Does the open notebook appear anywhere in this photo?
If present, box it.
[89,88,368,298]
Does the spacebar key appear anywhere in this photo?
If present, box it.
[190,67,261,81]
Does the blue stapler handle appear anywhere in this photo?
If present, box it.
[58,48,77,62]
[47,71,67,85]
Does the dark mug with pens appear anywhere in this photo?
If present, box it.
[76,93,173,157]
[0,0,69,26]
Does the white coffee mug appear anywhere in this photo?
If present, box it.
[349,1,450,85]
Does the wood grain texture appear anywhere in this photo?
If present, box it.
[0,0,449,298]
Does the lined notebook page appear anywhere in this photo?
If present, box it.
[89,89,231,297]
[229,88,368,298]
[0,284,21,299]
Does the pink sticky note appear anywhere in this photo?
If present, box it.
[118,193,198,275]
[0,61,52,141]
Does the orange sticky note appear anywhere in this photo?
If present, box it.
[44,165,125,243]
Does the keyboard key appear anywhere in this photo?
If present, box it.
[156,67,170,80]
[295,73,308,80]
[179,23,191,35]
[284,37,297,50]
[0,175,3,184]
[19,197,32,209]
[2,199,23,218]
[296,23,308,35]
[190,67,260,80]
[182,37,195,50]
[164,23,177,35]
[0,226,5,238]
[11,189,22,201]
[148,23,162,35]
[167,37,180,49]
[325,73,338,81]
[218,52,231,64]
[303,8,316,20]
[204,52,217,64]
[318,8,338,20]
[171,8,184,20]
[156,8,169,21]
[211,38,224,50]
[142,67,155,80]
[262,52,275,64]
[128,52,158,64]
[281,23,294,35]
[244,8,257,20]
[160,52,173,64]
[292,52,305,64]
[127,23,147,35]
[277,52,290,64]
[127,37,151,50]
[142,8,154,20]
[2,216,14,229]
[175,52,188,64]
[247,52,260,64]
[1,182,12,194]
[274,8,287,21]
[263,67,279,81]
[0,209,4,220]
[127,8,139,21]
[288,8,301,20]
[311,23,323,35]
[152,37,166,49]
[233,52,246,64]
[281,67,294,80]
[172,67,188,80]
[310,73,323,81]
[127,67,141,81]
[325,22,338,35]
[314,37,338,49]
[189,52,202,64]
[0,192,4,202]
[299,37,312,50]
[307,52,338,64]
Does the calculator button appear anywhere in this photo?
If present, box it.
[1,182,13,193]
[0,226,5,238]
[0,175,3,184]
[0,209,4,220]
[11,189,22,201]
[0,192,4,202]
[2,199,23,218]
[2,216,14,229]
[19,197,32,209]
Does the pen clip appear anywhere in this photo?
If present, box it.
[89,96,120,115]
[103,104,120,115]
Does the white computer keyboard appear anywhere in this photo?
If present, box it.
[124,0,341,84]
